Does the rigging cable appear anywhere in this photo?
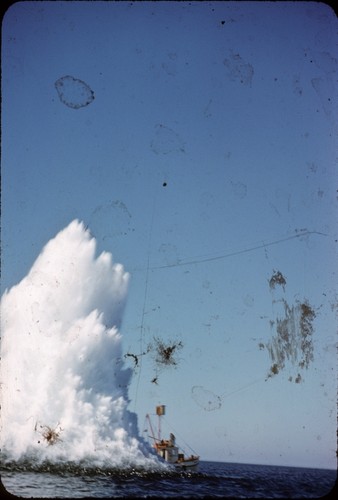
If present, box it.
[133,192,157,410]
[220,377,264,400]
[149,230,327,270]
[161,415,199,456]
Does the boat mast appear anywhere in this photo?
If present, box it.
[156,405,165,441]
[145,413,157,446]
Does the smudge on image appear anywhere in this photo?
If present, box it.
[55,75,95,109]
[269,270,287,290]
[265,299,316,381]
[223,52,254,86]
[191,386,222,411]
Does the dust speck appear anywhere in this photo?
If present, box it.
[151,337,183,367]
[191,386,222,411]
[35,422,63,446]
[269,270,287,290]
[150,124,185,155]
[54,75,94,109]
[223,52,254,86]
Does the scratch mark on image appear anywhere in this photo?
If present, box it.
[150,230,326,270]
[262,297,316,381]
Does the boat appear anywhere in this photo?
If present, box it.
[145,405,200,470]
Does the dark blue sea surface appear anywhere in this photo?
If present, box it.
[1,460,336,498]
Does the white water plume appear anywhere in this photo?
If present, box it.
[0,220,161,468]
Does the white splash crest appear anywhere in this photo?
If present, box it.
[0,220,161,468]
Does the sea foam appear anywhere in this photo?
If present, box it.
[0,220,161,468]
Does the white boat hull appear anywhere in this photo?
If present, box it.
[174,458,199,471]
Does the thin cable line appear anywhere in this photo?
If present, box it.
[133,195,157,410]
[220,377,264,400]
[149,230,326,270]
[162,415,199,456]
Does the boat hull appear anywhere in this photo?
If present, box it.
[174,458,199,471]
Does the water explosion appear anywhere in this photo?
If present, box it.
[0,220,161,469]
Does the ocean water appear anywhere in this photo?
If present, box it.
[1,460,336,498]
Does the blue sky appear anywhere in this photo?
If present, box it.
[2,1,337,469]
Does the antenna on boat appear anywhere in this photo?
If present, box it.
[156,405,165,441]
